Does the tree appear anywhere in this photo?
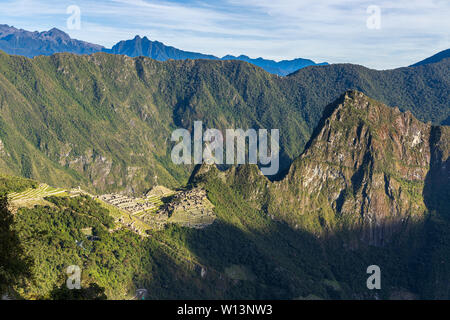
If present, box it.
[50,283,107,300]
[0,194,32,297]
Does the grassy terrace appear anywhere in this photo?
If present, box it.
[8,184,68,210]
[8,184,67,201]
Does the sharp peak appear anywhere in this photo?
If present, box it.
[331,90,386,115]
[45,27,68,35]
[40,28,71,40]
[301,90,381,152]
[324,90,368,113]
[333,90,379,108]
[342,89,366,99]
[133,35,149,40]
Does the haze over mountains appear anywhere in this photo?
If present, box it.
[0,25,327,76]
[2,24,448,75]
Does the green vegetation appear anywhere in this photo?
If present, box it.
[189,161,448,299]
[0,194,32,296]
[8,194,200,299]
[0,153,448,300]
[0,173,38,194]
[0,51,448,195]
[0,51,448,300]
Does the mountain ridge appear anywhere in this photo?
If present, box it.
[193,90,449,244]
[2,24,449,75]
[0,50,448,195]
[2,91,449,300]
[0,24,104,57]
[410,48,450,67]
[101,34,330,76]
[0,25,326,75]
[187,91,449,299]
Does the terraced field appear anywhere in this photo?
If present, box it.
[8,184,67,201]
[8,182,214,235]
[8,184,68,209]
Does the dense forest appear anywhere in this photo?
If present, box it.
[1,169,447,299]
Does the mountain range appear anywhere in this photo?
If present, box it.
[0,50,448,195]
[2,24,449,76]
[0,24,103,57]
[0,25,327,76]
[1,90,448,300]
[105,35,328,76]
[3,24,448,75]
[0,24,448,300]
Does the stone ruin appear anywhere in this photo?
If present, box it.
[100,194,155,214]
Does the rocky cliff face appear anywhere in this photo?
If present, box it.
[210,91,448,246]
[277,91,438,245]
[0,48,448,196]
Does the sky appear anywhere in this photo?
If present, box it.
[0,0,449,69]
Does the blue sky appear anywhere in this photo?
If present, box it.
[0,0,449,69]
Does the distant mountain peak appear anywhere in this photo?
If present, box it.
[47,27,64,33]
[40,28,71,41]
[0,24,103,57]
[410,48,450,67]
[0,24,326,75]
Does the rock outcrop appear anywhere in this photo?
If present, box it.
[204,91,449,246]
[278,91,439,245]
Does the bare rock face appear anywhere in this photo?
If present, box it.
[191,91,448,247]
[268,91,448,246]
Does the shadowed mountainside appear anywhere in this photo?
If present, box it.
[194,91,449,246]
[188,91,449,299]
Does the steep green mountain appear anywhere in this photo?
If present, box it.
[224,91,449,236]
[285,59,450,126]
[190,91,450,299]
[0,51,448,195]
[2,92,447,300]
